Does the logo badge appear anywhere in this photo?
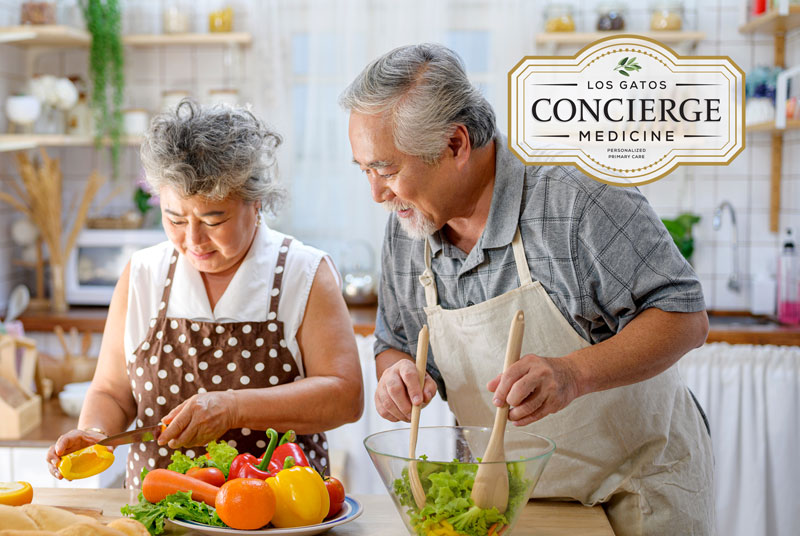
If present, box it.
[509,35,745,186]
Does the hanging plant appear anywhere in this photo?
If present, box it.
[80,0,124,180]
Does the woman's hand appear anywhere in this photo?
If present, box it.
[158,391,239,449]
[375,358,438,422]
[487,353,580,427]
[46,428,108,479]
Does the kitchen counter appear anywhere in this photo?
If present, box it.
[32,487,615,536]
[15,306,800,345]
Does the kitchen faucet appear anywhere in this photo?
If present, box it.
[712,201,741,293]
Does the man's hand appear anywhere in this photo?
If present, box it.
[487,353,580,426]
[375,358,437,422]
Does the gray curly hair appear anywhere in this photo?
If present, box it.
[140,99,285,214]
[339,43,496,165]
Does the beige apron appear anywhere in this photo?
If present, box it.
[421,229,715,536]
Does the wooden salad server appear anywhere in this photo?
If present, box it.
[408,324,430,510]
[470,310,525,513]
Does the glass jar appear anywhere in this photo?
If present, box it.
[20,2,57,25]
[544,4,576,33]
[596,3,627,31]
[161,90,190,112]
[208,89,239,107]
[208,6,233,32]
[163,0,192,34]
[650,1,684,31]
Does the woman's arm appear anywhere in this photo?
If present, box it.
[159,259,364,448]
[47,261,138,477]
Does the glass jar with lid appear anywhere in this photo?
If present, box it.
[650,1,684,31]
[20,2,57,25]
[544,4,576,33]
[596,3,627,31]
[208,5,234,32]
[161,90,191,112]
[163,0,192,34]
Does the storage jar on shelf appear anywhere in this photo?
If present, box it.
[544,4,576,32]
[596,3,627,31]
[650,1,684,31]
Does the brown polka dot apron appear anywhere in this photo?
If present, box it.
[125,237,329,488]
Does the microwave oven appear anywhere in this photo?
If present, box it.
[66,229,167,305]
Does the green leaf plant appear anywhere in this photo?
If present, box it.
[613,56,641,77]
[80,0,124,180]
[662,213,701,262]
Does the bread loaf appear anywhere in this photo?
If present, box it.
[0,504,148,536]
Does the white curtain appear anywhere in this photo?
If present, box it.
[679,343,800,536]
[325,335,454,494]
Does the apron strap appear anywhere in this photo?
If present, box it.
[156,250,181,320]
[268,237,293,317]
[511,228,533,286]
[420,239,438,308]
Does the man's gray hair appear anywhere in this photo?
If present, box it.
[140,99,285,213]
[339,43,496,164]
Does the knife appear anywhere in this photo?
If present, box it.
[97,423,165,447]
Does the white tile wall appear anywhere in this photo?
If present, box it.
[0,0,798,317]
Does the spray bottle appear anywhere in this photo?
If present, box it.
[777,228,799,325]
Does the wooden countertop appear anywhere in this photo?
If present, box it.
[15,306,800,345]
[32,487,615,536]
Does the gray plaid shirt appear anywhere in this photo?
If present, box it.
[374,135,705,399]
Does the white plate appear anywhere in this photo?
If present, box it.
[167,496,363,535]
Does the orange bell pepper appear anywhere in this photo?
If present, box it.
[58,444,115,480]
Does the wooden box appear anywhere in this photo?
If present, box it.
[0,335,42,439]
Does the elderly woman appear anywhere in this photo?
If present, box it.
[47,100,364,487]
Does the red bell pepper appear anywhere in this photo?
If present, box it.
[228,429,279,480]
[268,430,310,473]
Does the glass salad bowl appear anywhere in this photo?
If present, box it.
[364,426,555,536]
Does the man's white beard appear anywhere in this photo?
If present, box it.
[383,200,437,240]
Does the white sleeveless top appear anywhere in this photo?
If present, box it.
[124,222,337,375]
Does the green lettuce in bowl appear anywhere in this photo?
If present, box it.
[365,426,555,536]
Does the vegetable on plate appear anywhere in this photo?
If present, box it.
[215,477,276,530]
[142,468,220,507]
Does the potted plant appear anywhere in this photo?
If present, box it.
[80,0,124,179]
[662,213,701,263]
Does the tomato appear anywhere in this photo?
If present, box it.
[324,476,345,518]
[186,467,226,487]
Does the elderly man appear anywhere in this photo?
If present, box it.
[340,43,714,535]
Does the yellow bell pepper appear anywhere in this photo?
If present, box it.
[57,444,115,481]
[0,481,33,505]
[266,465,330,528]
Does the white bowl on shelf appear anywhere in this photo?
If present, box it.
[58,383,90,417]
[5,95,42,127]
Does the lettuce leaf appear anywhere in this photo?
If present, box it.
[205,439,238,477]
[121,491,224,535]
[165,440,238,476]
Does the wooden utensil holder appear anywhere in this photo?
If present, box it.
[0,335,42,439]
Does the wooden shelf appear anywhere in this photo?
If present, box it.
[0,25,90,47]
[738,5,800,34]
[746,119,800,132]
[0,134,143,152]
[0,26,252,48]
[123,32,252,47]
[536,31,705,46]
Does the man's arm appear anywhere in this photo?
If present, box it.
[489,308,708,426]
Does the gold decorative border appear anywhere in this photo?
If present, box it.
[507,34,746,186]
